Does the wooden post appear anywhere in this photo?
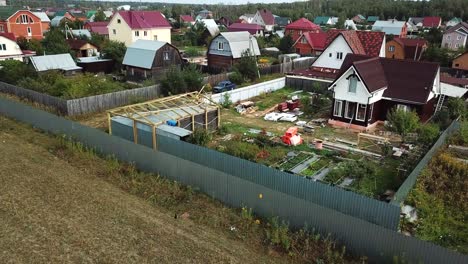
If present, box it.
[217,107,221,128]
[191,114,195,131]
[152,126,157,150]
[107,112,112,135]
[205,109,208,130]
[133,120,138,144]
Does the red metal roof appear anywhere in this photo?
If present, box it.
[289,66,340,80]
[258,9,274,25]
[118,11,170,29]
[302,32,327,51]
[228,23,263,34]
[85,22,109,35]
[285,18,321,31]
[440,75,468,87]
[0,33,16,41]
[422,17,441,28]
[180,15,194,23]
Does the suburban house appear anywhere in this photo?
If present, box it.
[284,18,321,42]
[218,16,232,27]
[441,22,467,50]
[289,30,385,81]
[66,39,98,58]
[207,31,260,71]
[314,16,337,26]
[122,40,183,81]
[452,52,468,76]
[108,11,171,47]
[446,17,462,28]
[199,19,220,37]
[408,17,423,28]
[344,20,357,30]
[252,9,275,32]
[51,16,72,27]
[274,16,291,28]
[0,33,35,61]
[292,32,327,56]
[54,10,75,21]
[385,37,427,60]
[84,21,109,38]
[228,23,264,37]
[180,15,195,26]
[32,12,50,33]
[352,14,366,24]
[196,9,213,20]
[71,29,92,39]
[328,54,440,131]
[366,16,379,24]
[422,17,442,29]
[30,53,82,75]
[372,19,407,38]
[239,14,255,24]
[88,11,113,22]
[0,9,45,40]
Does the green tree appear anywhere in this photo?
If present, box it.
[447,97,466,119]
[42,28,70,55]
[417,123,440,146]
[89,33,107,50]
[0,60,36,85]
[17,36,44,55]
[278,34,293,54]
[161,66,186,95]
[93,10,107,22]
[101,41,126,71]
[182,64,203,92]
[386,108,420,140]
[234,50,259,82]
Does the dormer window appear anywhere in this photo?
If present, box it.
[336,52,343,60]
[16,14,33,24]
[348,75,358,93]
[301,37,307,44]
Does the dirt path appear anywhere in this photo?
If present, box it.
[0,118,288,264]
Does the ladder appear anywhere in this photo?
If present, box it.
[435,94,445,112]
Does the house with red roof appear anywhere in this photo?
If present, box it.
[227,23,264,37]
[289,30,386,82]
[327,54,441,130]
[0,33,36,61]
[84,22,109,38]
[422,17,441,29]
[180,15,195,26]
[284,18,321,42]
[292,32,327,56]
[251,9,275,32]
[108,10,171,46]
[385,37,427,60]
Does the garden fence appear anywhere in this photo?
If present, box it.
[391,119,460,204]
[285,75,332,91]
[0,97,466,264]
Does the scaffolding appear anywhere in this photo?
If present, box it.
[107,92,220,149]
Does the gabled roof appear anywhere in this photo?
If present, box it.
[118,11,170,29]
[325,29,385,57]
[340,31,366,54]
[372,20,406,35]
[445,22,468,34]
[448,17,462,23]
[216,31,261,59]
[275,16,290,27]
[66,39,95,50]
[228,23,263,34]
[409,17,423,25]
[71,29,92,39]
[85,21,109,35]
[336,54,439,104]
[30,54,82,72]
[298,32,327,51]
[394,37,428,59]
[0,32,16,41]
[51,16,66,27]
[285,18,321,31]
[314,16,330,25]
[356,14,366,20]
[54,10,71,17]
[123,40,175,69]
[200,19,219,37]
[367,16,379,22]
[257,9,274,25]
[32,12,50,22]
[180,15,194,23]
[0,6,21,20]
[422,17,441,28]
[86,10,97,19]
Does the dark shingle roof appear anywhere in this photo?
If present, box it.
[325,30,385,57]
[258,9,274,25]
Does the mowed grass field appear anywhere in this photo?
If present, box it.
[0,116,292,263]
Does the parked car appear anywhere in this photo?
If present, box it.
[213,81,236,93]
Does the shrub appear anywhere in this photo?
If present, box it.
[447,97,466,119]
[223,141,260,161]
[386,108,420,141]
[221,92,232,108]
[188,128,212,147]
[233,50,259,82]
[265,217,291,251]
[184,46,201,57]
[417,123,440,147]
[433,109,451,129]
[0,60,37,85]
[229,71,244,85]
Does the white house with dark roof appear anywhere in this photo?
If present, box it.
[252,9,275,32]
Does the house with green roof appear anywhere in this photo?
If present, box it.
[86,10,97,19]
[367,16,379,23]
[0,6,21,20]
[314,16,333,26]
[446,17,462,28]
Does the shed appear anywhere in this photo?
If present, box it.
[77,56,114,73]
[156,124,192,141]
[122,39,183,81]
[30,53,82,74]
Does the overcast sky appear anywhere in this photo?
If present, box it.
[95,0,305,4]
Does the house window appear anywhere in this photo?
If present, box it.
[163,51,170,61]
[2,44,6,50]
[0,44,3,50]
[218,41,224,50]
[447,35,451,40]
[348,76,358,93]
[388,45,395,52]
[397,104,410,112]
[135,31,139,37]
[333,100,343,117]
[17,14,32,24]
[356,104,367,121]
[154,35,158,40]
[336,52,343,60]
[329,53,332,57]
[299,30,302,35]
[455,43,459,48]
[0,25,3,32]
[27,27,31,34]
[368,104,374,121]
[144,31,147,36]
[344,101,356,119]
[457,35,461,40]
[117,19,121,24]
[301,37,307,44]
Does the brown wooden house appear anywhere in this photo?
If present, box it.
[122,40,183,81]
[66,39,98,58]
[452,52,468,76]
[385,37,427,60]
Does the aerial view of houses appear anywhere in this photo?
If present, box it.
[0,0,467,263]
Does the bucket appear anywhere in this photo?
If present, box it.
[315,140,323,150]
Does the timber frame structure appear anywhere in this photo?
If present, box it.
[107,92,220,149]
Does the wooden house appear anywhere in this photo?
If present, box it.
[122,39,183,81]
[385,38,427,60]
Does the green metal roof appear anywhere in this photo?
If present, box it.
[0,6,21,20]
[367,16,379,22]
[86,10,97,19]
[54,10,68,17]
[314,16,330,25]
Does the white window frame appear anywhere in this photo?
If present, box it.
[218,41,224,50]
[153,35,158,40]
[144,31,147,36]
[0,44,3,50]
[337,52,343,60]
[135,31,139,37]
[27,27,31,34]
[388,45,395,52]
[356,104,367,121]
[333,100,343,117]
[301,37,307,44]
[348,76,357,93]
[344,101,355,119]
[368,104,374,121]
[163,51,170,61]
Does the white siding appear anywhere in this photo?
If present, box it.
[312,35,353,69]
[131,28,171,44]
[0,36,24,61]
[379,35,386,57]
